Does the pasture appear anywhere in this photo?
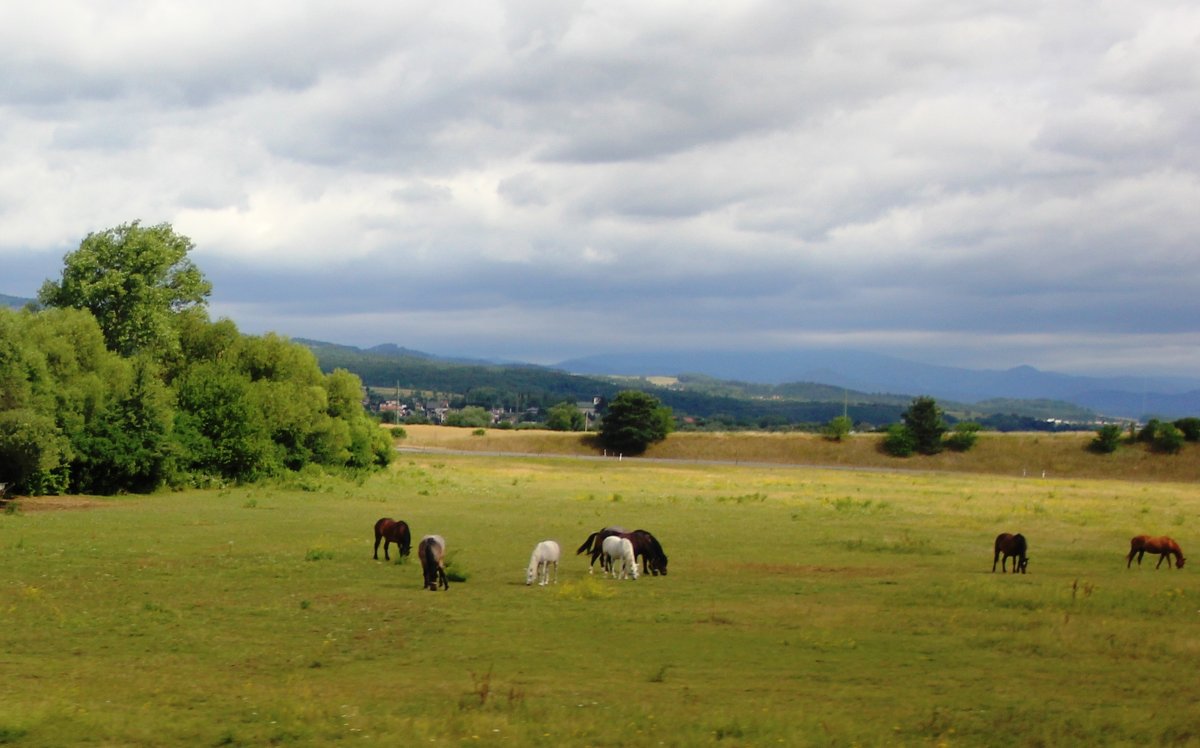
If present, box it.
[1,454,1199,746]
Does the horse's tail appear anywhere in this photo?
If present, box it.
[576,532,599,555]
[420,539,441,587]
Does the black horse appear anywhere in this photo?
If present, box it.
[373,517,412,561]
[992,532,1028,574]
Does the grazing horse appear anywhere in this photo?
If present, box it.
[628,529,669,576]
[992,533,1028,574]
[576,526,626,574]
[602,536,638,580]
[526,540,561,586]
[418,535,449,590]
[373,517,412,561]
[1126,535,1186,569]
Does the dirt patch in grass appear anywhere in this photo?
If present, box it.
[7,496,116,512]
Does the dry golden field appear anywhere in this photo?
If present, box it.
[394,425,1200,483]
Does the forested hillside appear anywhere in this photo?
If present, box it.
[303,340,1099,431]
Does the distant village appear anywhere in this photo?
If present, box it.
[370,394,601,428]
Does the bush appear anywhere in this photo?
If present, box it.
[823,415,853,442]
[1173,417,1200,442]
[882,424,915,457]
[390,426,407,439]
[944,422,981,452]
[1151,423,1185,454]
[1090,424,1123,454]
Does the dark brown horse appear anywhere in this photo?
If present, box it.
[992,533,1028,573]
[1126,535,1185,569]
[373,518,411,561]
[576,526,626,574]
[418,534,449,591]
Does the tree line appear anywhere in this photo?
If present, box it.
[0,222,391,496]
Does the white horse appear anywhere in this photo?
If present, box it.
[525,540,560,586]
[602,535,638,580]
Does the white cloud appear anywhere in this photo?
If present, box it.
[2,0,1199,375]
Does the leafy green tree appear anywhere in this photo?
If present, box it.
[823,415,853,441]
[598,390,673,455]
[0,409,72,494]
[70,357,176,494]
[38,221,212,358]
[944,422,981,452]
[546,401,585,431]
[1090,424,1123,454]
[173,361,275,482]
[902,396,946,455]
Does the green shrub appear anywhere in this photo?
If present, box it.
[1173,417,1200,442]
[882,425,915,457]
[944,422,981,452]
[823,415,853,442]
[1151,423,1185,454]
[1090,424,1123,454]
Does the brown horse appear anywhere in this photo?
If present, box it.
[1126,535,1186,569]
[992,533,1028,574]
[418,534,449,591]
[373,518,411,561]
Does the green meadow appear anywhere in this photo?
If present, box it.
[2,453,1199,746]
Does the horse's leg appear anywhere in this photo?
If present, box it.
[374,534,381,560]
[384,539,392,562]
[1156,553,1166,569]
[992,549,1000,572]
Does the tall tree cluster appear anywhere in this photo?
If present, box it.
[0,222,391,495]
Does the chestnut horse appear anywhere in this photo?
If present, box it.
[373,518,411,561]
[992,532,1028,574]
[1126,535,1186,569]
[418,534,449,590]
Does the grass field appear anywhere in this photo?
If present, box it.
[2,450,1199,746]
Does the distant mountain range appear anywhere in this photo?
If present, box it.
[1,293,32,309]
[555,351,1200,420]
[4,286,1194,419]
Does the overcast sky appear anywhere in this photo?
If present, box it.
[2,1,1198,375]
